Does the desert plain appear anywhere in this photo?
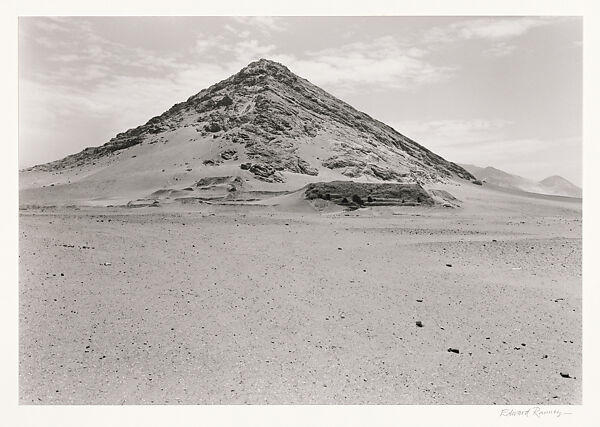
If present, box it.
[19,182,581,404]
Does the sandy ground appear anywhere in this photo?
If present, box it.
[19,186,582,405]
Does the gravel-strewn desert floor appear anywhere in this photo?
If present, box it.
[19,191,582,404]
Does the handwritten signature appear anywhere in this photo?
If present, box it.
[500,407,572,418]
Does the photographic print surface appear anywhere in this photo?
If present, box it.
[18,16,582,404]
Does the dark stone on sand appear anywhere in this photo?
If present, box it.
[239,162,284,182]
[204,122,222,132]
[416,321,423,328]
[352,194,364,205]
[220,149,238,160]
[447,348,460,354]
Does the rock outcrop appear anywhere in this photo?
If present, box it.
[305,181,435,207]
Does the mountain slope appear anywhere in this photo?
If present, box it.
[21,59,476,203]
[460,164,581,198]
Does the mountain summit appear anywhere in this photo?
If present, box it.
[22,59,476,202]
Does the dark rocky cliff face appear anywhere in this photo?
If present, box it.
[28,59,475,184]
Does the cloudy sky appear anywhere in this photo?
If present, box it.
[19,16,582,184]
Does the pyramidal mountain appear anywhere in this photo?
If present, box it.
[21,59,476,205]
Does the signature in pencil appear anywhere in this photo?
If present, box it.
[500,407,572,418]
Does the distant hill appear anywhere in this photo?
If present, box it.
[459,164,581,198]
[538,175,582,198]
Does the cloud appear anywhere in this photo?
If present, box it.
[231,16,287,34]
[393,119,512,146]
[451,17,552,41]
[423,17,560,57]
[273,36,454,93]
[189,34,452,95]
[192,36,277,69]
[230,39,277,62]
[484,42,517,57]
[23,18,178,81]
[194,36,224,54]
[29,17,71,34]
[426,17,558,43]
[390,117,512,163]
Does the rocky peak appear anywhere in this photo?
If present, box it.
[239,58,293,76]
[28,59,476,185]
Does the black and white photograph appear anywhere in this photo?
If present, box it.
[5,1,600,426]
